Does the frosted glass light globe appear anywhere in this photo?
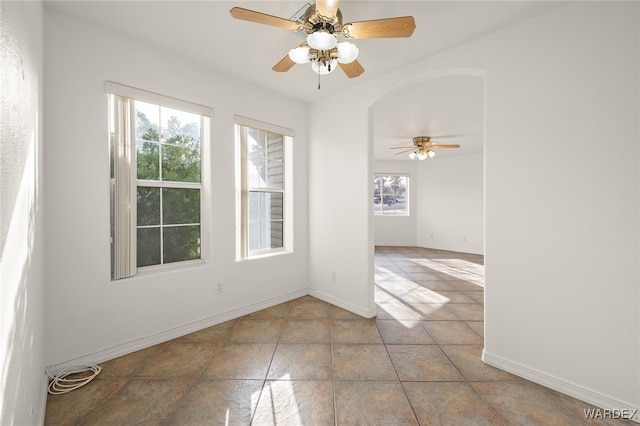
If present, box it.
[336,42,359,64]
[288,46,310,64]
[311,59,338,75]
[307,31,337,50]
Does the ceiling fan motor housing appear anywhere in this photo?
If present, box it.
[413,136,432,147]
[303,5,343,34]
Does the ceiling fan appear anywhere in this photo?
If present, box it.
[391,136,460,160]
[229,1,416,81]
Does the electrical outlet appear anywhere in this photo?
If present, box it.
[216,282,224,294]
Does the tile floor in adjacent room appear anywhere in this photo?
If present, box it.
[45,246,631,425]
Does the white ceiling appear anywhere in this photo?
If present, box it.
[372,74,484,161]
[44,1,566,160]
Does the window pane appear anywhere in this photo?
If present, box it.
[137,227,160,267]
[160,106,201,145]
[137,186,160,226]
[267,134,283,160]
[163,225,200,264]
[162,188,200,225]
[265,192,283,220]
[249,192,260,222]
[267,160,284,189]
[248,128,265,151]
[269,221,284,249]
[259,193,268,221]
[248,157,266,188]
[137,141,160,180]
[162,145,200,183]
[374,175,409,216]
[373,176,381,205]
[248,222,261,252]
[136,101,159,141]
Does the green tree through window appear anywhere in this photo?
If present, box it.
[134,102,202,267]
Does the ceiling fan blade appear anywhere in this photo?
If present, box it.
[316,0,340,18]
[339,60,365,78]
[273,55,296,72]
[394,148,415,155]
[343,16,416,39]
[389,146,415,149]
[230,7,300,31]
[430,144,460,149]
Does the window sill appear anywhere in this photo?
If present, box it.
[113,259,207,282]
[237,249,291,262]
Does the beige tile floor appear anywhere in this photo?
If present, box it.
[45,246,632,425]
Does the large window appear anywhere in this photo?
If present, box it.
[236,117,293,259]
[373,175,409,216]
[108,83,211,279]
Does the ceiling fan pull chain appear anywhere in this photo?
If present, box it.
[318,69,321,90]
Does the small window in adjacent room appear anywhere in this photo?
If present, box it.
[107,82,212,280]
[373,174,409,216]
[235,116,293,259]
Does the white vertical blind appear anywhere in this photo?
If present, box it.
[111,94,136,279]
[239,125,249,259]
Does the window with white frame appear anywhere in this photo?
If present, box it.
[108,82,211,279]
[236,116,293,259]
[373,174,409,216]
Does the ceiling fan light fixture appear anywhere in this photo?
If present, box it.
[306,30,337,50]
[311,58,338,74]
[288,46,311,64]
[417,151,428,160]
[428,150,435,158]
[336,41,359,64]
[409,151,417,159]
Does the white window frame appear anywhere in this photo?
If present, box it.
[373,173,410,216]
[234,115,294,260]
[107,82,212,279]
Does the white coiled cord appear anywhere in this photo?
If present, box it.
[47,364,102,395]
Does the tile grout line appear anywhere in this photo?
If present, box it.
[248,301,292,425]
[374,318,421,425]
[163,321,235,425]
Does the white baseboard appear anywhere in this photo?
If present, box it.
[45,288,308,376]
[374,242,416,247]
[308,288,376,318]
[482,349,640,423]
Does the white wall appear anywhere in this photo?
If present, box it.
[308,1,639,414]
[416,153,484,254]
[480,3,639,411]
[0,1,47,423]
[43,11,309,368]
[373,160,417,247]
[308,104,375,317]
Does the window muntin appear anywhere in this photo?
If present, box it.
[108,84,210,279]
[237,121,292,258]
[373,175,409,216]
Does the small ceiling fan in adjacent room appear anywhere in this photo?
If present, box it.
[229,0,416,82]
[391,136,460,160]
